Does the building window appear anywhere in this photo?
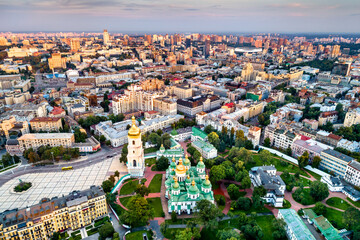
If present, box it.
[133,160,137,167]
[133,140,135,145]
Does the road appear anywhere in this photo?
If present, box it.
[0,145,123,186]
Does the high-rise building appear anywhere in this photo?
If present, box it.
[204,39,210,58]
[127,116,145,177]
[70,38,80,51]
[330,45,340,58]
[331,61,351,76]
[185,38,191,48]
[0,37,8,46]
[48,53,66,69]
[103,29,110,45]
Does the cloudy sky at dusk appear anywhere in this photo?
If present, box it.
[0,0,359,33]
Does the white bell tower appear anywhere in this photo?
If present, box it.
[126,116,145,177]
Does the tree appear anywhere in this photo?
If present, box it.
[343,207,360,230]
[216,229,241,240]
[253,186,267,197]
[175,228,200,240]
[195,200,223,230]
[321,121,334,132]
[309,181,329,201]
[208,132,220,149]
[187,146,196,155]
[244,140,254,150]
[241,222,264,239]
[149,132,161,145]
[108,175,115,184]
[272,219,287,240]
[264,137,271,147]
[193,150,202,162]
[312,156,321,168]
[209,165,226,183]
[238,147,253,165]
[259,150,272,165]
[135,184,150,197]
[114,170,120,179]
[156,156,169,171]
[119,144,128,163]
[298,151,309,169]
[251,194,264,209]
[227,184,240,200]
[235,197,252,211]
[99,135,106,143]
[171,211,177,223]
[314,202,327,216]
[98,222,114,240]
[285,147,292,156]
[101,180,114,193]
[204,125,216,134]
[120,195,154,227]
[241,176,251,189]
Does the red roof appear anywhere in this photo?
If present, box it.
[301,135,311,141]
[50,107,65,115]
[224,103,235,108]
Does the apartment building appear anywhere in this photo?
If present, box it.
[0,186,107,240]
[318,111,338,126]
[316,131,342,147]
[319,149,354,178]
[153,97,177,115]
[344,108,360,127]
[0,116,29,139]
[17,133,75,151]
[264,125,298,150]
[173,84,193,99]
[48,53,66,69]
[177,95,221,117]
[30,117,63,132]
[345,160,360,187]
[112,85,166,115]
[291,138,332,159]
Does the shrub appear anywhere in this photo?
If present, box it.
[14,182,32,192]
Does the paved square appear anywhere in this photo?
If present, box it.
[0,158,113,212]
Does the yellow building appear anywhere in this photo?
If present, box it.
[17,133,75,151]
[48,53,66,70]
[70,38,80,52]
[30,117,63,132]
[0,186,107,240]
[0,116,29,139]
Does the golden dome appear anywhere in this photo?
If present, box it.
[128,116,141,138]
[175,158,186,175]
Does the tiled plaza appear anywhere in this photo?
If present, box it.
[0,158,113,212]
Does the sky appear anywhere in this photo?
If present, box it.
[0,0,360,33]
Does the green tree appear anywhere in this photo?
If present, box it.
[135,184,150,197]
[156,156,169,171]
[314,202,327,216]
[210,165,226,183]
[259,150,272,165]
[171,210,177,223]
[238,147,253,165]
[312,155,321,168]
[208,132,220,148]
[309,181,329,201]
[195,200,223,230]
[241,176,251,189]
[204,125,216,134]
[101,180,114,193]
[298,151,309,169]
[98,222,114,240]
[343,207,360,230]
[227,184,240,200]
[120,195,154,227]
[264,137,271,147]
[216,229,240,240]
[272,218,287,240]
[241,222,264,239]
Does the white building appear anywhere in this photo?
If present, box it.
[249,166,285,207]
[337,139,360,153]
[344,108,360,127]
[345,160,360,187]
[321,175,343,192]
[126,116,145,177]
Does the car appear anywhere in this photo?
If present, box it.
[142,233,148,240]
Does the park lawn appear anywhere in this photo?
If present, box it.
[326,197,351,211]
[144,147,158,154]
[229,204,272,215]
[120,180,139,195]
[307,170,322,181]
[148,174,163,193]
[280,174,311,187]
[250,154,310,177]
[255,215,276,240]
[126,230,151,240]
[119,196,131,208]
[200,217,241,240]
[346,197,360,208]
[293,188,316,205]
[145,157,157,167]
[147,198,164,217]
[322,208,345,229]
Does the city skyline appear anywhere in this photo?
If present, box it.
[1,0,360,33]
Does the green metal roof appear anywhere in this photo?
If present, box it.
[313,216,342,240]
[192,127,207,139]
[171,129,178,136]
[279,209,316,240]
[303,209,318,220]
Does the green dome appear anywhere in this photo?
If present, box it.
[170,170,176,176]
[188,180,199,195]
[184,156,190,166]
[185,175,191,184]
[197,157,205,168]
[170,156,176,168]
[203,175,211,188]
[173,180,179,189]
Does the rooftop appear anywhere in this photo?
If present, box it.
[322,149,354,163]
[279,209,316,240]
